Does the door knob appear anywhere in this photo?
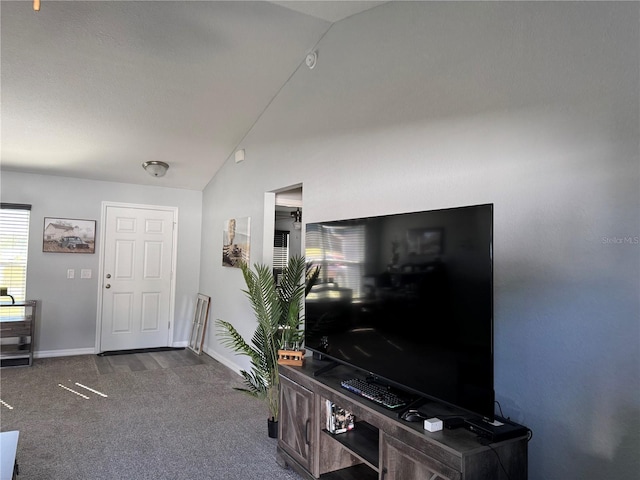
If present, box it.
[106,274,111,279]
[105,284,111,289]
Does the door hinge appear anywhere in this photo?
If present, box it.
[168,321,171,330]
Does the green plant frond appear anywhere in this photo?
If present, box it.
[277,255,306,349]
[278,255,306,302]
[241,262,282,331]
[251,325,278,373]
[252,322,278,356]
[283,302,304,347]
[217,256,313,421]
[248,326,269,364]
[284,300,301,329]
[238,369,267,396]
[236,370,281,419]
[215,319,262,363]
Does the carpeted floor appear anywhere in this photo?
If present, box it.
[0,350,304,480]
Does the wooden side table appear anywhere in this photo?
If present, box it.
[0,300,36,367]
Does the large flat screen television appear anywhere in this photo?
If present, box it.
[304,203,495,421]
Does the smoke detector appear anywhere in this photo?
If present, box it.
[305,51,317,70]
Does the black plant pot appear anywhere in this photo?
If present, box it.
[268,418,278,438]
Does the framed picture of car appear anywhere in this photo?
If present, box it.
[43,218,96,254]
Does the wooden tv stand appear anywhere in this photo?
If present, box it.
[277,359,527,480]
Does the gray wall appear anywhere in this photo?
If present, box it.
[0,171,203,354]
[199,3,639,480]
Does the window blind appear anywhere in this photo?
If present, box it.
[0,204,31,303]
[273,230,290,272]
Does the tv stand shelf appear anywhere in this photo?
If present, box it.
[322,420,379,470]
[277,358,527,480]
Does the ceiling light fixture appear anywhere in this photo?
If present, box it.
[142,161,169,177]
[291,208,302,230]
[34,0,40,11]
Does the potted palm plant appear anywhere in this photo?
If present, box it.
[216,255,308,438]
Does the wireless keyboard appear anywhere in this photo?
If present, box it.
[340,378,408,410]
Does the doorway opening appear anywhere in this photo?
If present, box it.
[264,185,302,281]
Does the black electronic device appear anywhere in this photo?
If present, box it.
[464,415,529,443]
[305,204,495,421]
[400,409,426,423]
[341,378,408,409]
[444,417,466,429]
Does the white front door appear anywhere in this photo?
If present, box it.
[99,204,176,352]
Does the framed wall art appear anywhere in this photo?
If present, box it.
[43,217,96,253]
[222,216,250,268]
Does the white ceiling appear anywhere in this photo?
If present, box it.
[0,1,384,190]
[270,1,383,22]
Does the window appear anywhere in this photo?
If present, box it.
[0,203,31,303]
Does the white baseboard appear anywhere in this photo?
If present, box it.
[34,348,96,359]
[202,345,242,377]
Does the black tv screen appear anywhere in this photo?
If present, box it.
[304,203,495,421]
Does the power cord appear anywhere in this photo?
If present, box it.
[475,436,512,480]
[487,443,511,480]
[475,400,533,479]
[495,400,534,442]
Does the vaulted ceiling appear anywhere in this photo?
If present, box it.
[1,1,383,190]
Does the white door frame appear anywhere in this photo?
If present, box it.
[265,184,303,265]
[95,201,179,353]
[263,192,276,266]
